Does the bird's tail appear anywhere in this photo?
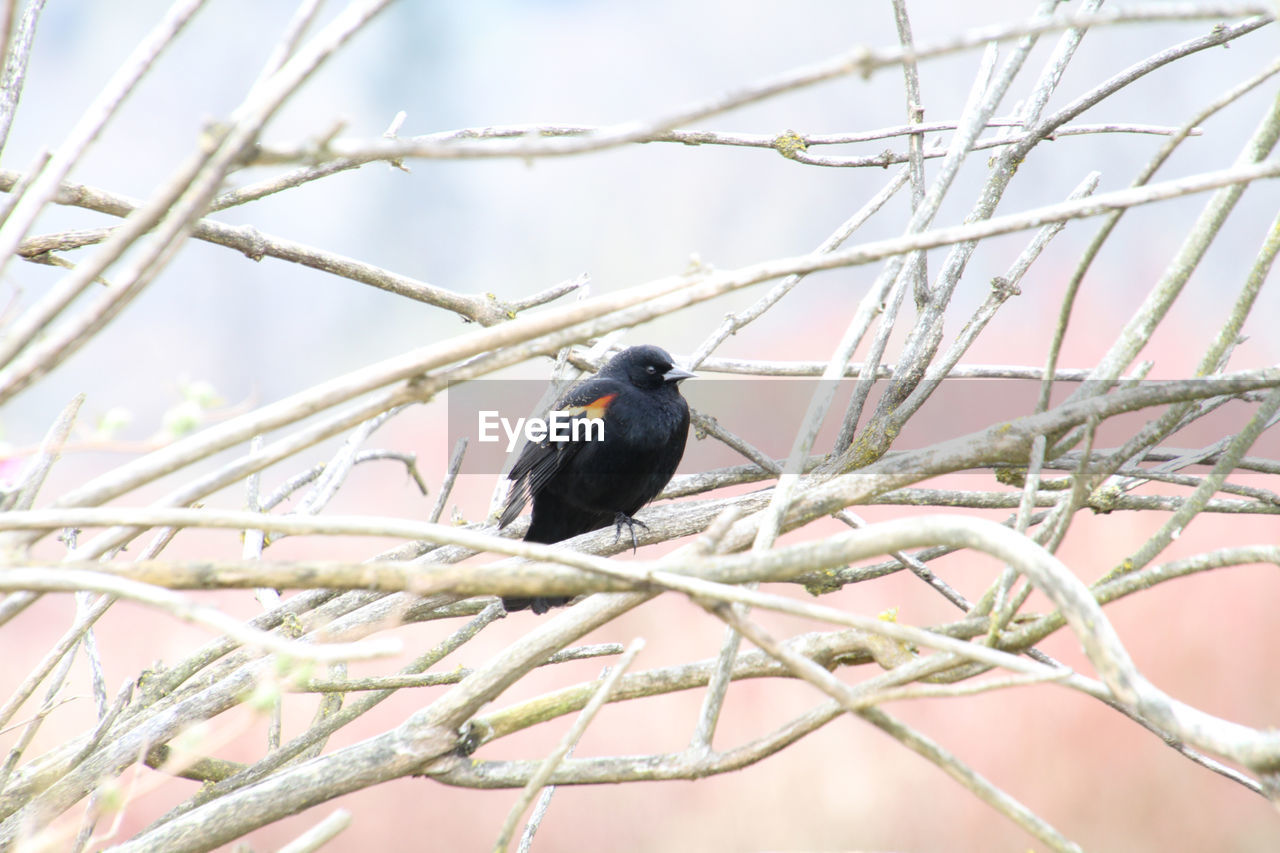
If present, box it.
[502,492,610,613]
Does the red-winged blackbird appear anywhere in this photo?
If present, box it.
[498,345,694,613]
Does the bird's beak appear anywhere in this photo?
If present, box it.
[664,365,696,384]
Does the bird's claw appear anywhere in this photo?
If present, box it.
[613,512,648,554]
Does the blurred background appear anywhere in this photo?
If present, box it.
[2,1,1279,850]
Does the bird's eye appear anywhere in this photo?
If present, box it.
[646,365,657,374]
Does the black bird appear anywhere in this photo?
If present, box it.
[498,345,694,613]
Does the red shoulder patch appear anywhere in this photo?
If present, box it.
[559,392,617,421]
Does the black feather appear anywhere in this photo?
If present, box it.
[499,345,693,613]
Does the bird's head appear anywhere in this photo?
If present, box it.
[603,345,695,390]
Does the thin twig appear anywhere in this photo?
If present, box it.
[493,639,644,851]
[429,438,468,524]
[276,810,352,853]
[0,0,46,161]
[243,6,1275,164]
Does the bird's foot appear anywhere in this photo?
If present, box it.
[613,512,648,554]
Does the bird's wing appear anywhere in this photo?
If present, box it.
[497,378,621,528]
